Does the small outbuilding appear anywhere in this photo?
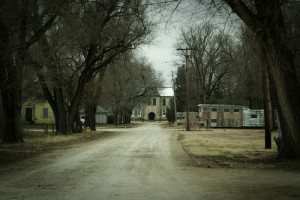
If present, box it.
[80,106,108,124]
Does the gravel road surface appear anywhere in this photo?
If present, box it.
[1,123,300,200]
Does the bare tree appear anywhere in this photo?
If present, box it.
[31,0,154,134]
[0,0,64,143]
[101,54,163,125]
[233,26,264,108]
[194,0,300,158]
[82,69,106,131]
[233,25,273,148]
[177,23,235,105]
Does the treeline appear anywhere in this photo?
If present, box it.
[174,24,264,112]
[0,0,163,143]
[174,0,300,158]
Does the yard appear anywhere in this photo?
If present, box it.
[176,127,300,171]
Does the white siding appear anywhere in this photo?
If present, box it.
[243,108,265,127]
[96,113,107,124]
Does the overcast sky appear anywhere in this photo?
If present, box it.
[137,0,217,87]
[139,25,181,87]
[137,1,200,87]
[137,1,238,87]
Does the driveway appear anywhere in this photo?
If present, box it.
[1,123,300,199]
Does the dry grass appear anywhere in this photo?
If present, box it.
[0,130,111,166]
[0,123,139,166]
[177,128,300,170]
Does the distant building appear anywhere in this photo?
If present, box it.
[22,100,108,125]
[198,104,265,128]
[21,100,55,125]
[79,106,108,124]
[132,87,174,121]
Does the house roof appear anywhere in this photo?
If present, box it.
[79,106,108,114]
[96,106,108,113]
[158,87,174,97]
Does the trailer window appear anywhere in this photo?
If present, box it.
[211,108,218,112]
[224,108,230,112]
[251,114,258,118]
[233,109,240,112]
[211,119,217,123]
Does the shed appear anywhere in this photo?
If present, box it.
[80,106,108,124]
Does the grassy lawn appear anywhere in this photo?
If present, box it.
[176,128,300,171]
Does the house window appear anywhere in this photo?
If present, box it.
[162,109,166,117]
[162,98,166,106]
[153,98,156,106]
[43,108,48,118]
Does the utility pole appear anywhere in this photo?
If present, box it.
[177,47,196,131]
[172,71,177,122]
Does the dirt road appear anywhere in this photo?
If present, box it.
[1,123,300,200]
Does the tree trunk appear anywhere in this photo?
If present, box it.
[73,111,82,133]
[1,89,23,143]
[1,0,58,142]
[265,42,300,157]
[224,0,300,158]
[55,108,69,134]
[123,109,132,124]
[113,110,118,126]
[261,50,273,149]
[90,104,97,130]
[0,98,3,137]
[115,109,123,125]
[258,6,300,157]
[0,18,24,143]
[53,88,70,134]
[85,101,97,131]
[118,110,123,125]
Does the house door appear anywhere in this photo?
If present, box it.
[148,112,155,121]
[25,108,33,122]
